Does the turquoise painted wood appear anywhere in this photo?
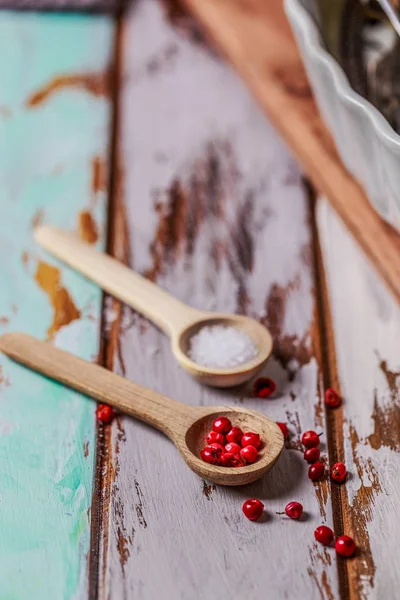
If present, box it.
[0,13,113,600]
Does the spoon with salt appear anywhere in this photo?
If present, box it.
[0,333,283,486]
[34,225,273,388]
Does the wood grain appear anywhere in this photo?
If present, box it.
[318,198,400,600]
[0,332,284,487]
[97,1,340,597]
[0,13,113,599]
[179,0,400,306]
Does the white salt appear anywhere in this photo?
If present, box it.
[188,325,258,368]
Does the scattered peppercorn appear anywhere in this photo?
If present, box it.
[314,525,334,546]
[335,535,356,557]
[325,388,342,408]
[242,499,264,521]
[96,404,114,424]
[331,462,347,483]
[302,430,322,448]
[308,461,325,481]
[276,501,303,520]
[304,447,320,463]
[277,422,289,439]
[253,377,276,398]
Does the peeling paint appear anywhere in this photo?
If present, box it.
[145,43,179,76]
[0,365,11,390]
[348,424,382,598]
[367,391,400,452]
[78,211,99,245]
[143,142,264,317]
[21,251,30,268]
[159,0,213,51]
[145,178,186,281]
[92,156,107,199]
[308,543,334,600]
[202,480,215,500]
[112,423,133,575]
[379,358,400,401]
[134,477,148,529]
[32,209,44,229]
[285,409,302,451]
[263,279,312,373]
[364,359,400,452]
[34,261,81,340]
[0,105,11,118]
[25,72,110,108]
[313,480,329,520]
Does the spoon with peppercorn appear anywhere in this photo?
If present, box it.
[0,333,283,486]
[34,225,273,388]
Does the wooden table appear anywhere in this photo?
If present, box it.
[0,1,398,599]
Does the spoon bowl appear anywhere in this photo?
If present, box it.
[34,225,273,387]
[181,406,283,485]
[0,333,284,486]
[173,314,273,387]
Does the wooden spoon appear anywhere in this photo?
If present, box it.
[34,225,273,388]
[0,333,283,486]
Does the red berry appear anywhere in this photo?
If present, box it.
[325,388,342,408]
[277,422,289,439]
[314,525,334,546]
[281,501,303,519]
[200,444,224,465]
[240,445,258,464]
[232,454,246,468]
[241,432,261,450]
[308,461,325,481]
[206,431,225,446]
[302,430,321,448]
[96,404,114,424]
[242,499,264,521]
[200,447,219,465]
[335,535,356,557]
[253,377,276,398]
[331,462,347,483]
[209,443,225,455]
[225,442,242,455]
[304,447,320,463]
[213,416,232,434]
[221,452,234,467]
[226,426,243,444]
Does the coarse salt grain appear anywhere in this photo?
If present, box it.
[188,325,258,368]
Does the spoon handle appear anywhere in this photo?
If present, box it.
[0,333,194,436]
[35,225,198,337]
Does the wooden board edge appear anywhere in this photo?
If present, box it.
[88,11,127,599]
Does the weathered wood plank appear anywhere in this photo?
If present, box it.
[178,0,400,309]
[318,198,400,600]
[0,13,113,599]
[99,1,339,598]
